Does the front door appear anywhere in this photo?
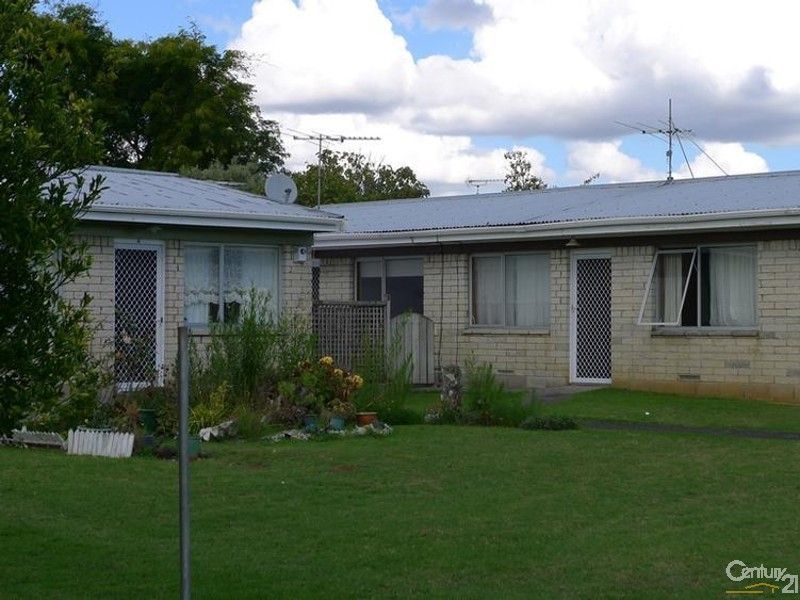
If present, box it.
[570,251,612,384]
[114,241,164,389]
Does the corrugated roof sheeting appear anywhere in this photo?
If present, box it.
[82,166,340,222]
[322,171,800,234]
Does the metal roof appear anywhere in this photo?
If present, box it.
[321,170,800,235]
[78,166,342,232]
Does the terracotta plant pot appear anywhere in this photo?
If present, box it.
[356,412,378,426]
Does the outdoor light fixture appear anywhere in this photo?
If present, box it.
[565,238,581,247]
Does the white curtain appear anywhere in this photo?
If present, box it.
[505,254,549,327]
[708,246,756,326]
[473,256,503,325]
[659,253,684,324]
[184,246,219,325]
[224,247,279,316]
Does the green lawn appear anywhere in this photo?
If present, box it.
[3,426,800,598]
[540,388,800,432]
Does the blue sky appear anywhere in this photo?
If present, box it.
[70,0,799,195]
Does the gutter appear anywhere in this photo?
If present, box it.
[83,205,344,232]
[313,208,800,249]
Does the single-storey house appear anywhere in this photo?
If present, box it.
[313,170,800,403]
[64,166,342,387]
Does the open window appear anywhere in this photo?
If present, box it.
[638,245,757,327]
[638,249,697,326]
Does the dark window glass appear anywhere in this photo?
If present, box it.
[357,260,383,301]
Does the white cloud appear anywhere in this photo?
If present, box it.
[230,0,795,192]
[278,112,552,195]
[231,0,415,113]
[566,140,769,184]
[566,140,661,184]
[673,142,769,179]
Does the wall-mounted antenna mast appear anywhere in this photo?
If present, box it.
[466,178,503,194]
[292,133,381,207]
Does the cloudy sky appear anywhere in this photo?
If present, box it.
[80,0,800,195]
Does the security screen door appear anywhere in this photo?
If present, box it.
[114,242,164,389]
[570,251,612,383]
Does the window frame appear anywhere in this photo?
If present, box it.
[637,248,697,326]
[353,255,424,302]
[638,243,758,329]
[469,251,551,330]
[184,242,281,327]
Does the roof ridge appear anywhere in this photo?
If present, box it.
[88,164,179,177]
[322,168,793,209]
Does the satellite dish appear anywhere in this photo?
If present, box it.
[265,172,298,204]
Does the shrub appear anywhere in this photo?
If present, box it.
[192,290,315,410]
[351,321,412,419]
[520,415,579,431]
[463,360,507,424]
[189,382,230,434]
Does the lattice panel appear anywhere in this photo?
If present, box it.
[311,266,320,302]
[312,301,388,371]
[115,248,158,386]
[575,257,612,380]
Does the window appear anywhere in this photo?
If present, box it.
[471,253,550,328]
[184,245,279,325]
[639,245,756,327]
[356,257,423,318]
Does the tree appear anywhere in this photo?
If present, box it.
[293,150,429,206]
[503,150,547,192]
[35,5,286,174]
[0,0,105,432]
[180,161,266,196]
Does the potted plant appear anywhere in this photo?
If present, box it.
[327,398,355,431]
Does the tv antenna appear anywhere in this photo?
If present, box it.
[615,98,728,181]
[466,178,503,194]
[292,132,380,207]
[582,172,600,186]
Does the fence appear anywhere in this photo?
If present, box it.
[312,300,389,371]
[67,428,135,458]
[391,313,435,385]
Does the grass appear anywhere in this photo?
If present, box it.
[3,426,800,598]
[540,387,800,432]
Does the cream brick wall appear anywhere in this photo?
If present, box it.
[67,236,313,374]
[613,240,800,402]
[282,244,313,317]
[318,239,800,401]
[318,251,571,388]
[61,235,115,360]
[422,251,571,388]
[318,257,354,301]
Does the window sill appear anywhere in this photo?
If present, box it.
[650,326,759,338]
[463,327,550,336]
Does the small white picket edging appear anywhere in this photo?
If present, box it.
[11,429,66,449]
[66,428,135,458]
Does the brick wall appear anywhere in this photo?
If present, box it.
[282,245,313,316]
[317,239,800,401]
[66,236,313,374]
[613,240,800,402]
[318,256,353,301]
[60,235,115,361]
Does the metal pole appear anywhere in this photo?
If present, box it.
[316,135,322,209]
[178,325,191,600]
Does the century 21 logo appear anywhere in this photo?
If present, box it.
[725,560,799,595]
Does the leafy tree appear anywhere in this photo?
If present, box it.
[0,0,105,432]
[36,5,286,174]
[293,150,429,206]
[180,161,266,196]
[503,150,547,192]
